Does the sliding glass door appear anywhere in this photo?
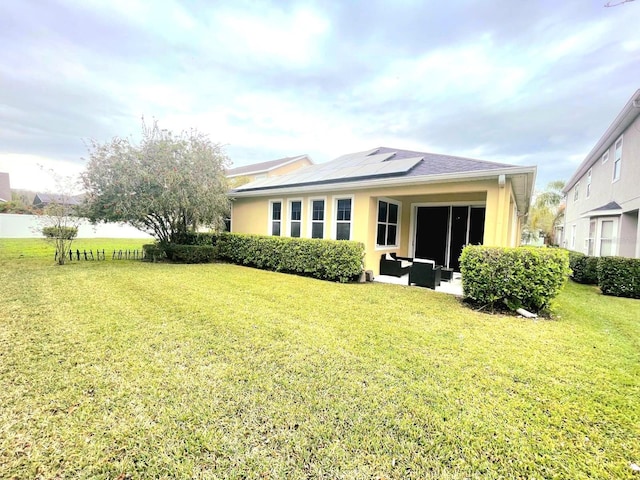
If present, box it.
[414,206,485,270]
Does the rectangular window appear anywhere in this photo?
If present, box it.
[586,169,591,198]
[376,199,399,247]
[270,201,281,236]
[310,199,324,239]
[602,150,609,164]
[335,198,352,240]
[571,224,576,249]
[574,181,579,201]
[613,136,622,181]
[289,200,301,237]
[600,220,614,256]
[587,220,596,256]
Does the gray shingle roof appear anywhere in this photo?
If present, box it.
[226,155,309,177]
[233,147,520,192]
[33,193,84,206]
[591,201,622,212]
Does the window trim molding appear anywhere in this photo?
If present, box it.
[612,135,623,183]
[601,150,609,164]
[586,168,592,198]
[574,181,580,202]
[331,194,354,241]
[308,196,327,239]
[286,198,303,238]
[375,197,402,251]
[267,198,284,236]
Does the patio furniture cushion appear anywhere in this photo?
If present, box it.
[408,260,441,289]
[380,253,412,277]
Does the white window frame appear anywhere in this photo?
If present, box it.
[332,195,354,241]
[268,199,283,236]
[287,198,303,238]
[571,224,576,249]
[308,196,327,239]
[613,136,623,182]
[586,168,592,198]
[597,217,618,257]
[602,150,609,164]
[574,181,580,202]
[375,197,401,250]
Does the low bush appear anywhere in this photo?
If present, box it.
[597,256,640,299]
[163,244,218,264]
[142,243,166,262]
[42,226,78,240]
[460,246,570,314]
[172,231,219,246]
[568,251,599,284]
[216,233,364,283]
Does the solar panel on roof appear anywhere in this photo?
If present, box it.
[234,149,423,191]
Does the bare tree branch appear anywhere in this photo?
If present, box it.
[604,0,635,7]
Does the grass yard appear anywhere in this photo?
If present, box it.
[1,239,639,479]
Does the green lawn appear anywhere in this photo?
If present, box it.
[1,239,639,479]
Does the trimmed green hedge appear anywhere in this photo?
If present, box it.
[42,226,78,240]
[216,233,364,283]
[597,256,640,298]
[172,231,219,246]
[142,244,166,262]
[143,243,218,263]
[460,246,570,314]
[163,244,218,264]
[568,251,599,284]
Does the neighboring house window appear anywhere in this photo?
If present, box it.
[587,220,596,256]
[289,200,302,238]
[602,150,609,164]
[613,136,622,181]
[574,182,579,201]
[269,200,281,236]
[335,198,352,240]
[600,220,615,256]
[310,199,325,239]
[376,199,399,247]
[571,224,576,249]
[586,168,592,198]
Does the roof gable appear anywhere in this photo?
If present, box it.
[226,155,310,177]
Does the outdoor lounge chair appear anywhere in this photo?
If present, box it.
[408,258,441,289]
[379,253,412,277]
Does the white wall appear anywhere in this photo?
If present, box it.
[0,214,153,239]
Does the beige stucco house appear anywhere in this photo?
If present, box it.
[230,147,536,275]
[562,89,640,258]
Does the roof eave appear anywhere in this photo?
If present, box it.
[564,89,640,192]
[230,166,536,212]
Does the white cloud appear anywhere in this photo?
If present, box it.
[0,154,85,192]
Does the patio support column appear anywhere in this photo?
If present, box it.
[484,177,511,246]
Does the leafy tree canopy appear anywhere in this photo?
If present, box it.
[81,121,230,244]
[523,180,565,246]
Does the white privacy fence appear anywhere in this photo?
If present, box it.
[0,214,153,239]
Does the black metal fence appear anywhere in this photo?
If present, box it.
[55,249,146,262]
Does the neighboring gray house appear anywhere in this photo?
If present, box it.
[0,172,10,202]
[33,192,84,208]
[562,89,640,258]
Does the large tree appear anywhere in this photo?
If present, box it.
[81,122,230,244]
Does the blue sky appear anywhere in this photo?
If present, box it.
[0,0,638,192]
